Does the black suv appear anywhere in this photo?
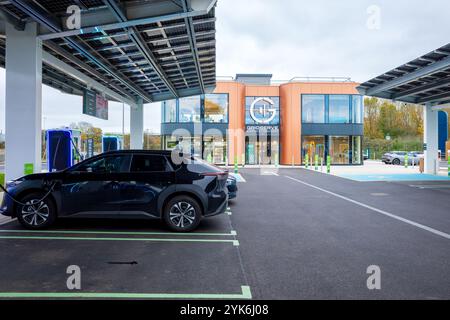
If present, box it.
[0,150,229,232]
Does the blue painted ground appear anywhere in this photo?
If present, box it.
[338,173,450,182]
[230,173,246,182]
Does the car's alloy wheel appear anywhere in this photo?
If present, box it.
[392,159,400,165]
[21,199,50,226]
[164,196,201,232]
[169,201,196,229]
[17,193,56,230]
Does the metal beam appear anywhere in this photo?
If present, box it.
[181,0,205,93]
[44,41,135,102]
[365,54,450,96]
[102,0,179,98]
[0,6,25,30]
[392,77,450,99]
[417,91,450,104]
[42,51,137,107]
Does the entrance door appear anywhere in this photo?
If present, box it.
[246,130,279,165]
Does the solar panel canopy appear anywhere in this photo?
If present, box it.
[0,0,218,104]
[357,43,450,106]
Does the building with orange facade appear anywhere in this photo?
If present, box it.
[161,74,363,165]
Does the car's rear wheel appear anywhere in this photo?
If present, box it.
[392,158,400,165]
[163,196,202,232]
[16,193,56,230]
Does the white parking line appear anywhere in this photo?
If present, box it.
[285,175,450,240]
[0,216,14,226]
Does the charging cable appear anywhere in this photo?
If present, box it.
[0,181,57,207]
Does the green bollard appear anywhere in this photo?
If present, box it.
[305,155,309,169]
[326,156,331,174]
[448,152,450,177]
[234,156,238,174]
[24,163,34,175]
[404,154,409,168]
[315,154,319,171]
[0,173,4,187]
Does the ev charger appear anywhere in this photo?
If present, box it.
[102,136,123,153]
[46,129,82,172]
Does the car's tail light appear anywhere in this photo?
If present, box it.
[201,171,228,192]
[200,172,228,179]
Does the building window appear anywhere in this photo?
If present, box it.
[203,136,227,164]
[245,97,280,125]
[302,136,326,162]
[352,95,363,124]
[329,95,350,123]
[162,99,177,123]
[204,94,228,123]
[329,136,350,164]
[302,95,325,123]
[351,136,362,164]
[179,96,201,123]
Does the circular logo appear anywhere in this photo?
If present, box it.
[250,97,277,124]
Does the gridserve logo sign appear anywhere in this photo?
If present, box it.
[250,97,277,124]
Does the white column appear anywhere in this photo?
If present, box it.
[424,103,438,174]
[5,22,42,181]
[130,98,144,149]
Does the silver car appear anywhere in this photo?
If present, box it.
[383,151,423,165]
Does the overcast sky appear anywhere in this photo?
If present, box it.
[1,0,450,134]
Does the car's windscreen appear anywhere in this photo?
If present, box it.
[73,155,131,173]
[130,155,171,172]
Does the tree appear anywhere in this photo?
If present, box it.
[364,97,383,139]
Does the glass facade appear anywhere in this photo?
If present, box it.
[302,136,326,163]
[162,99,177,123]
[245,128,279,165]
[302,94,363,124]
[204,94,228,123]
[351,136,362,164]
[203,136,227,164]
[161,91,363,165]
[329,136,350,164]
[301,135,362,165]
[179,96,201,123]
[302,95,325,123]
[352,95,363,124]
[162,94,229,124]
[329,95,350,123]
[161,94,229,164]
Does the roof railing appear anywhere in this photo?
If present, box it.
[216,75,353,83]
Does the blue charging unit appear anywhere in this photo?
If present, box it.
[102,135,123,153]
[438,111,448,158]
[46,129,82,172]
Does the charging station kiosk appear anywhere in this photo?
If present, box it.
[46,129,82,172]
[102,135,123,153]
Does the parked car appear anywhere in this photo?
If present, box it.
[0,150,229,232]
[227,174,238,200]
[382,151,407,165]
[400,152,424,165]
[382,151,423,165]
